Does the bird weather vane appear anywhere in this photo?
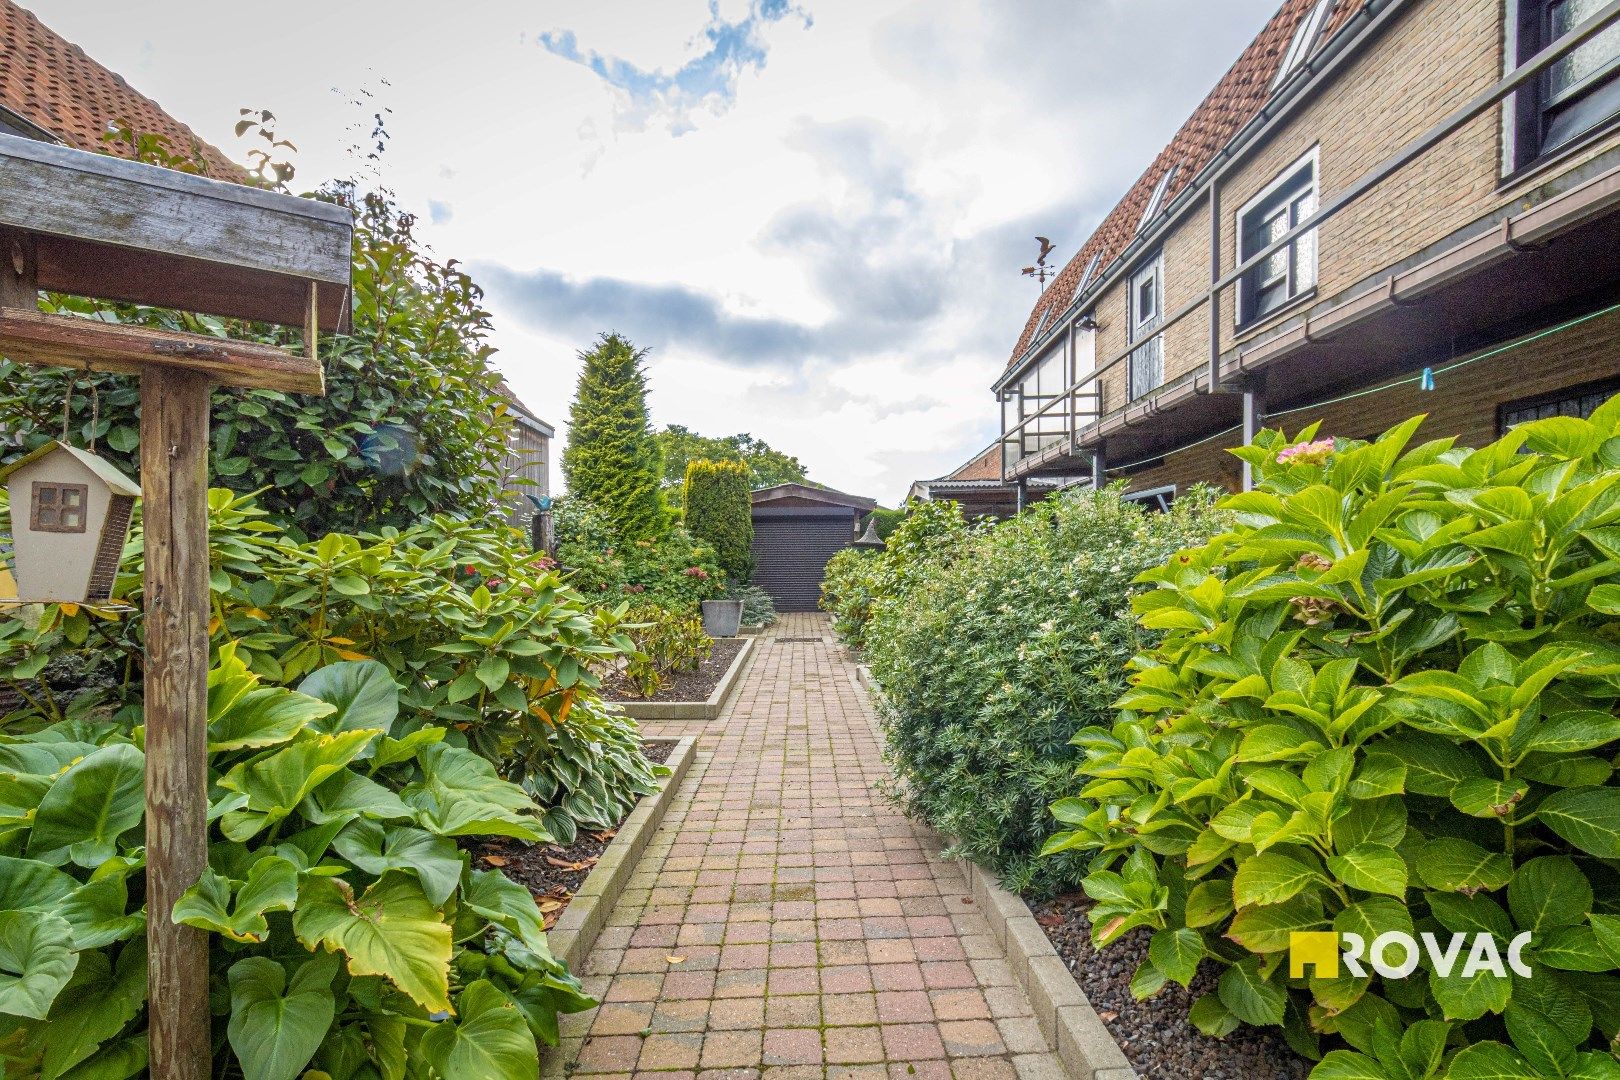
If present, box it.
[1022,236,1057,290]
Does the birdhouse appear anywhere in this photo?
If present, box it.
[0,441,139,604]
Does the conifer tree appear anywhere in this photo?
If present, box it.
[684,458,754,584]
[561,333,668,540]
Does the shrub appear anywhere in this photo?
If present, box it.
[0,650,591,1080]
[684,459,754,585]
[836,488,1226,895]
[0,489,663,845]
[820,498,971,650]
[0,189,514,536]
[724,583,777,627]
[655,425,807,509]
[621,606,712,698]
[1045,406,1620,1077]
[561,334,668,542]
[555,516,723,615]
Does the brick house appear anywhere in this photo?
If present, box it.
[950,0,1620,509]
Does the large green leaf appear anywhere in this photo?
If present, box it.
[1442,1041,1539,1080]
[1539,787,1620,858]
[401,745,548,841]
[1415,838,1512,893]
[210,689,335,754]
[298,661,399,736]
[461,868,554,960]
[1218,957,1286,1027]
[1326,844,1408,897]
[1309,1050,1387,1079]
[58,875,143,950]
[226,956,338,1080]
[332,820,462,907]
[1429,962,1513,1022]
[1233,850,1321,907]
[1508,856,1592,934]
[218,729,380,841]
[0,856,77,912]
[0,910,77,1019]
[1147,927,1203,988]
[26,744,143,868]
[419,980,537,1080]
[300,769,414,825]
[173,858,299,944]
[292,872,452,1013]
[37,942,145,1080]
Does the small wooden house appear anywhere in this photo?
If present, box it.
[0,441,139,603]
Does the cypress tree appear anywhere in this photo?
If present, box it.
[561,333,669,540]
[684,458,754,584]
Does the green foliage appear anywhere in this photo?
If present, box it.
[0,489,664,846]
[1044,404,1620,1076]
[820,498,976,651]
[561,334,668,541]
[0,190,514,536]
[621,607,712,699]
[554,499,723,614]
[0,650,593,1080]
[655,425,807,508]
[828,489,1226,895]
[683,459,754,585]
[723,584,777,628]
[870,506,905,540]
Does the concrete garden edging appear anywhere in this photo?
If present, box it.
[934,845,1137,1080]
[860,656,1137,1079]
[612,635,755,720]
[546,734,697,972]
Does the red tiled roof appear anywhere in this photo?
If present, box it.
[1005,0,1368,371]
[0,1,241,179]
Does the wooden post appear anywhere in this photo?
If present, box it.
[0,227,37,309]
[141,367,213,1080]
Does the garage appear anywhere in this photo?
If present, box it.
[750,484,878,612]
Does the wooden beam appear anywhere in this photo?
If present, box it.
[0,227,36,309]
[141,366,213,1080]
[0,306,323,394]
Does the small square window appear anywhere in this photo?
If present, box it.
[31,482,89,534]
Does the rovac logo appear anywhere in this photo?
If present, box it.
[1289,931,1534,980]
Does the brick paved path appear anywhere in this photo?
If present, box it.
[549,613,1069,1080]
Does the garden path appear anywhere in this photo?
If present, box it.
[550,613,1071,1080]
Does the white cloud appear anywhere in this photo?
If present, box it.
[28,0,1279,504]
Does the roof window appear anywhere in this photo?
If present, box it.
[1136,165,1179,233]
[1272,0,1336,89]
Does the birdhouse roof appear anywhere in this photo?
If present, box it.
[0,440,139,497]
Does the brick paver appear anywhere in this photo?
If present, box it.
[550,613,1067,1080]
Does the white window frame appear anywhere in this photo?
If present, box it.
[1137,165,1179,233]
[1272,0,1336,90]
[1127,252,1165,400]
[1235,146,1320,328]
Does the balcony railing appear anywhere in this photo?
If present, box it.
[997,0,1620,484]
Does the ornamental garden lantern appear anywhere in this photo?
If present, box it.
[0,440,139,603]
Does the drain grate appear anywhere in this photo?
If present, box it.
[775,636,825,643]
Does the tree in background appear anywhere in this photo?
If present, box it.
[562,333,669,541]
[683,459,754,584]
[656,425,808,508]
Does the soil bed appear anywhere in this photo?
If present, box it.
[1031,893,1307,1080]
[600,636,745,703]
[470,740,675,927]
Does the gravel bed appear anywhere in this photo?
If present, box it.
[601,636,745,703]
[470,740,675,926]
[1032,893,1307,1080]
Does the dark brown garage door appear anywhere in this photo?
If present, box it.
[751,513,852,612]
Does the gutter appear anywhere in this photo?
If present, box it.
[992,0,1407,396]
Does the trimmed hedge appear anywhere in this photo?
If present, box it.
[684,458,754,585]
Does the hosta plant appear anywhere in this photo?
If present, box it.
[0,650,591,1080]
[1045,406,1620,1078]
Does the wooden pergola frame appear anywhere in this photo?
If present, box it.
[0,132,352,1080]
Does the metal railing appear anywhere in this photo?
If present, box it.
[998,0,1620,482]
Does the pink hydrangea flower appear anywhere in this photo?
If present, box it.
[1277,438,1336,466]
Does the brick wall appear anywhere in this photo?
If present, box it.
[1075,0,1620,421]
[1118,303,1620,496]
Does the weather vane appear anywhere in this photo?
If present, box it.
[1022,236,1057,290]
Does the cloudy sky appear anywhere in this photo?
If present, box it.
[34,0,1278,503]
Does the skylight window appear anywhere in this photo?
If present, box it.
[1072,253,1102,304]
[1137,165,1178,233]
[1272,0,1336,90]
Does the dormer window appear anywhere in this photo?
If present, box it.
[1137,166,1178,233]
[1272,0,1336,90]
